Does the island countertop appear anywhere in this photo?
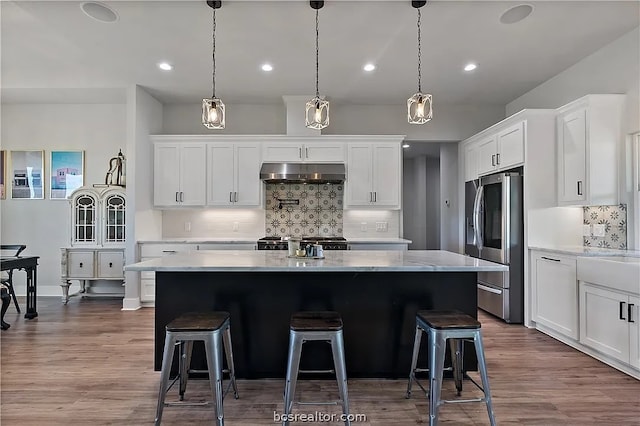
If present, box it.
[125,249,507,272]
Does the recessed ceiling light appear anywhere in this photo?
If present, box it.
[402,143,411,149]
[158,62,173,71]
[464,63,477,72]
[261,64,273,72]
[80,2,119,23]
[363,63,376,72]
[500,4,534,24]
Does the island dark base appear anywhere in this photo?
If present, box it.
[155,271,478,378]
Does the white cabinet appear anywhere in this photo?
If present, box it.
[557,94,624,206]
[463,142,479,182]
[154,143,207,207]
[262,142,345,163]
[61,248,125,303]
[579,282,636,364]
[530,251,578,339]
[630,295,640,370]
[477,121,524,176]
[345,142,401,209]
[207,143,261,206]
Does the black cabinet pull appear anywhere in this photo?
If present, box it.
[629,304,635,323]
[491,154,495,166]
[496,153,500,165]
[577,180,583,196]
[541,256,561,262]
[619,301,626,320]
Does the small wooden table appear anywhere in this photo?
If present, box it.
[1,256,39,319]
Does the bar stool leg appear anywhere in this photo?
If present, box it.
[204,333,225,426]
[406,324,423,398]
[474,332,496,426]
[283,332,303,424]
[331,330,350,426]
[155,331,176,426]
[428,329,446,426]
[222,325,239,399]
[449,338,464,396]
[179,341,193,401]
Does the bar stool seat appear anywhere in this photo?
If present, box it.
[283,311,350,425]
[406,310,496,426]
[155,312,239,426]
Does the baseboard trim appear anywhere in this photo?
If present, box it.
[122,297,141,311]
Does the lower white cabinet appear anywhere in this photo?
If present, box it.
[579,282,638,366]
[530,251,578,339]
[60,248,125,304]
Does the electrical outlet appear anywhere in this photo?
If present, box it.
[360,222,368,232]
[376,222,388,232]
[592,224,606,237]
[184,222,191,232]
[232,222,239,232]
[582,224,592,236]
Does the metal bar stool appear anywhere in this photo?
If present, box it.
[283,311,350,426]
[155,312,239,426]
[406,310,496,426]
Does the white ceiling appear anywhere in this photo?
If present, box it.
[1,1,638,106]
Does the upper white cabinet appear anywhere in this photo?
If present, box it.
[477,121,525,176]
[207,142,261,206]
[557,94,625,206]
[345,142,401,209]
[154,142,207,207]
[463,142,479,182]
[262,141,345,163]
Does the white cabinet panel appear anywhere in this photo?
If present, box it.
[68,251,94,278]
[558,109,587,204]
[262,142,344,163]
[234,144,261,206]
[372,144,400,207]
[477,136,497,175]
[179,144,207,206]
[154,143,206,207]
[97,251,124,278]
[262,143,304,162]
[207,143,261,207]
[497,122,525,169]
[464,143,479,182]
[305,144,345,162]
[630,295,640,370]
[208,144,235,205]
[346,144,373,206]
[153,145,182,206]
[345,142,401,209]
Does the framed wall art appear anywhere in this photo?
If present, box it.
[50,150,84,199]
[10,150,44,199]
[0,150,6,199]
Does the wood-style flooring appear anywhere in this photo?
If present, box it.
[1,297,639,425]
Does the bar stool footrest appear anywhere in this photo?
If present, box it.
[296,401,340,406]
[298,369,335,374]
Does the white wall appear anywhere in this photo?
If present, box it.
[163,104,286,134]
[0,103,126,296]
[403,157,427,249]
[439,143,458,252]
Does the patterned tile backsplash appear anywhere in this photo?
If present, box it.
[583,204,627,249]
[265,183,344,237]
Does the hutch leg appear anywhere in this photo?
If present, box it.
[61,280,71,304]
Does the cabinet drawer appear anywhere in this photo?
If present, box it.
[98,251,124,278]
[140,243,197,257]
[68,251,95,278]
[141,279,156,302]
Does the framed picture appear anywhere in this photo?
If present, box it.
[10,150,44,199]
[50,151,84,199]
[0,150,5,199]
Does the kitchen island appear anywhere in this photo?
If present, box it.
[125,250,507,378]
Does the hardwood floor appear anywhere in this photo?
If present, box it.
[1,297,639,425]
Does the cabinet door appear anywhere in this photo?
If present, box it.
[629,295,640,370]
[558,108,587,204]
[345,144,373,206]
[497,121,524,169]
[477,136,497,176]
[97,251,124,278]
[464,143,479,182]
[179,144,207,206]
[531,253,578,339]
[262,143,303,162]
[208,144,235,206]
[305,144,345,162]
[154,144,181,206]
[141,278,156,303]
[234,144,262,206]
[68,251,95,278]
[372,143,401,208]
[579,283,629,363]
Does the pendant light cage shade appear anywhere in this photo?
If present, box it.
[202,97,226,129]
[305,96,329,130]
[407,93,432,124]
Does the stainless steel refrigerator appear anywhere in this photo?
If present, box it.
[465,169,523,323]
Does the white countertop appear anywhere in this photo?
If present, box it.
[138,238,258,244]
[125,250,507,272]
[529,245,640,257]
[346,238,412,244]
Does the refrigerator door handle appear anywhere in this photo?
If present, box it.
[478,283,502,295]
[473,185,484,250]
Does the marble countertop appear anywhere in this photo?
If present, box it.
[529,245,640,257]
[346,238,412,244]
[138,238,258,244]
[125,250,507,272]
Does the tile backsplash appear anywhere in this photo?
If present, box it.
[265,183,343,237]
[583,204,627,249]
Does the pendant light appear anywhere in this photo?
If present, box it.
[305,0,329,130]
[407,0,433,124]
[202,1,225,129]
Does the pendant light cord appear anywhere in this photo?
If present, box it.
[315,9,320,98]
[417,8,422,93]
[212,8,217,98]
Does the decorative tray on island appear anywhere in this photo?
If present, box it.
[287,255,325,260]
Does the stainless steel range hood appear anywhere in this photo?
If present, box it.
[260,162,345,184]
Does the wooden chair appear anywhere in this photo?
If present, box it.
[1,245,27,313]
